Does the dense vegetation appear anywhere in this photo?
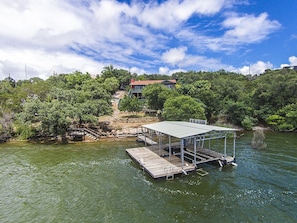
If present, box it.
[1,66,296,142]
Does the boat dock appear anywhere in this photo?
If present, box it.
[127,121,237,180]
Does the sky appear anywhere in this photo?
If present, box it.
[0,0,297,81]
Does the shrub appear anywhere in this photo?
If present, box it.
[278,123,294,132]
[241,116,257,130]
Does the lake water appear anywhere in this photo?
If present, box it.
[0,132,296,223]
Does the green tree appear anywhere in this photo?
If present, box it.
[46,73,68,89]
[180,80,219,120]
[0,106,14,141]
[251,69,297,121]
[279,102,297,130]
[267,102,297,131]
[142,84,176,110]
[38,101,71,136]
[101,65,115,80]
[102,77,119,95]
[225,101,253,126]
[48,88,112,126]
[162,95,206,121]
[15,97,44,138]
[266,114,285,131]
[65,71,92,90]
[119,95,143,115]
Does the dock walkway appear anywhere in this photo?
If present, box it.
[126,147,195,179]
[137,135,158,145]
[185,147,234,165]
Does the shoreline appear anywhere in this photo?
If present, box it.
[2,125,273,145]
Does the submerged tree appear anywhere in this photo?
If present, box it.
[251,129,267,150]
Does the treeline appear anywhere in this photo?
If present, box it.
[0,65,134,141]
[1,66,297,141]
[172,69,297,131]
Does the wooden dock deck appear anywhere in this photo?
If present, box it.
[126,147,195,179]
[137,135,158,145]
[184,147,235,166]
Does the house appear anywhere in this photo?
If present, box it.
[129,79,176,98]
[283,65,297,71]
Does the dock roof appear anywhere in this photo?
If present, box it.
[142,121,237,139]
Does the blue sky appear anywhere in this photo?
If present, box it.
[0,0,296,80]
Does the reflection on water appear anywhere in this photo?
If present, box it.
[0,133,297,222]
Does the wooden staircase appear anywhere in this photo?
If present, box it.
[68,127,100,141]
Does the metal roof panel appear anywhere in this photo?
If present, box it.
[142,121,237,139]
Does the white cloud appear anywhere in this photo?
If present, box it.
[238,61,273,75]
[0,0,285,80]
[176,12,281,52]
[0,48,104,80]
[0,0,84,47]
[288,56,297,65]
[138,0,226,29]
[158,66,185,76]
[222,13,281,44]
[161,47,187,65]
[159,66,170,75]
[129,67,146,75]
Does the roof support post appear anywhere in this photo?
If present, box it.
[169,136,172,160]
[194,137,197,166]
[181,139,184,169]
[144,129,147,147]
[233,132,236,158]
[158,133,162,155]
[224,134,227,157]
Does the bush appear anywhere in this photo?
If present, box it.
[15,124,35,140]
[241,116,257,130]
[278,123,294,132]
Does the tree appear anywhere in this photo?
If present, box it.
[48,88,112,126]
[16,84,113,138]
[142,84,176,110]
[0,106,14,141]
[179,80,219,120]
[266,102,297,131]
[65,71,92,90]
[225,101,253,126]
[38,101,71,136]
[162,95,206,121]
[102,77,119,95]
[119,95,143,115]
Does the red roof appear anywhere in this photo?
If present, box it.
[130,79,176,86]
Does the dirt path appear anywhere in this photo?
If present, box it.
[99,91,159,131]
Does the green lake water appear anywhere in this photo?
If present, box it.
[0,132,296,223]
